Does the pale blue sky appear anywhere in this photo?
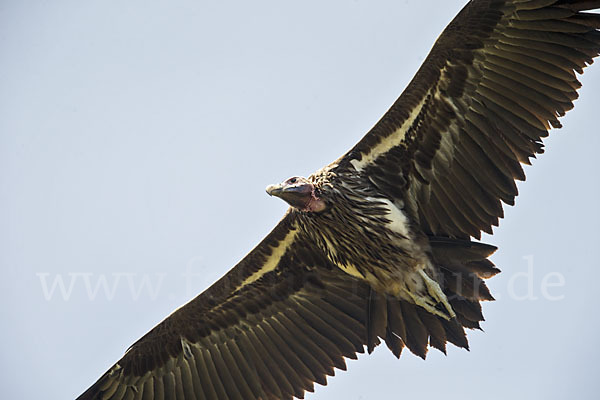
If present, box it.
[2,1,599,399]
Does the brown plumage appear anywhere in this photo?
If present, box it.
[77,1,600,399]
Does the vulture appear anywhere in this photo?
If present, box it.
[77,1,600,399]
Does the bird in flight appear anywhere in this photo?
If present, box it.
[77,1,600,399]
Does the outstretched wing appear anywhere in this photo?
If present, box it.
[76,210,484,400]
[76,213,370,400]
[337,0,600,239]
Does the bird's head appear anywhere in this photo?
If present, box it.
[266,176,328,213]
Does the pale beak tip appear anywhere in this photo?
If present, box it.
[266,184,278,196]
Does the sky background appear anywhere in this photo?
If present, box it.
[2,1,600,399]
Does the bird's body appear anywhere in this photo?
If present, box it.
[297,167,455,321]
[76,1,600,399]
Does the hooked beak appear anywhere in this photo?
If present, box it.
[265,179,325,212]
[266,182,312,205]
[266,182,308,197]
[266,183,283,197]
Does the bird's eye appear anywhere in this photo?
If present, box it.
[288,177,297,184]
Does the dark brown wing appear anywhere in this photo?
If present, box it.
[337,0,600,239]
[75,210,482,400]
[76,213,370,400]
